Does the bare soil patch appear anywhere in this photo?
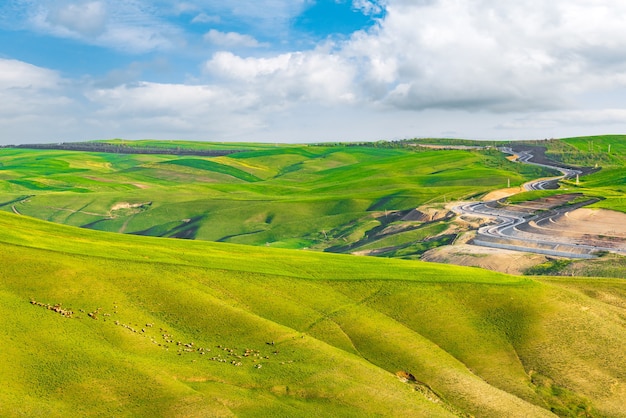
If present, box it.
[560,208,626,238]
[482,187,524,201]
[522,208,626,252]
[110,202,152,218]
[422,244,548,275]
[111,202,152,211]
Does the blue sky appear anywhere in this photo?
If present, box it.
[1,0,626,144]
[1,1,381,79]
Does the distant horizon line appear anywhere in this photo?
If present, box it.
[3,134,625,148]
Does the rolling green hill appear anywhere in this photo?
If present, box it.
[0,144,554,256]
[1,210,626,417]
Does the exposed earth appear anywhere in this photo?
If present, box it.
[425,146,626,275]
[422,244,549,275]
[426,206,626,275]
[545,207,626,239]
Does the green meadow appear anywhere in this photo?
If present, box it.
[2,210,626,417]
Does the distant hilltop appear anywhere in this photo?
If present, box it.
[411,144,493,150]
[4,141,243,157]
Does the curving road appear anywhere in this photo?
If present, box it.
[455,147,625,258]
[500,147,582,191]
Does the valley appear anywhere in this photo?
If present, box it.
[1,136,624,276]
[0,142,543,254]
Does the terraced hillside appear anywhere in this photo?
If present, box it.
[2,210,626,417]
[0,143,553,257]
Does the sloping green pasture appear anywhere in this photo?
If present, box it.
[562,135,626,160]
[1,211,625,417]
[0,144,551,253]
[553,136,626,212]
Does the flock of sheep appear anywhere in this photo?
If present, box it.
[29,298,293,368]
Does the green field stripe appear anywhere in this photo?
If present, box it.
[162,159,262,182]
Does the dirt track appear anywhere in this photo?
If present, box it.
[509,144,599,176]
[443,146,625,271]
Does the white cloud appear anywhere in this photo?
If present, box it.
[350,0,626,111]
[84,81,265,138]
[88,82,221,115]
[0,59,77,141]
[47,1,107,36]
[216,0,606,116]
[175,0,310,34]
[191,13,220,24]
[97,24,176,53]
[204,29,266,48]
[206,48,356,104]
[351,0,384,15]
[19,0,182,53]
[0,58,61,89]
[192,0,626,139]
[207,52,291,79]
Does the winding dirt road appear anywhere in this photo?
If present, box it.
[455,147,626,258]
[508,148,581,190]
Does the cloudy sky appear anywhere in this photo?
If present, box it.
[1,0,626,144]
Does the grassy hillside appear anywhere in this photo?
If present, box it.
[2,211,626,417]
[542,136,626,212]
[0,144,553,256]
[561,135,626,163]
